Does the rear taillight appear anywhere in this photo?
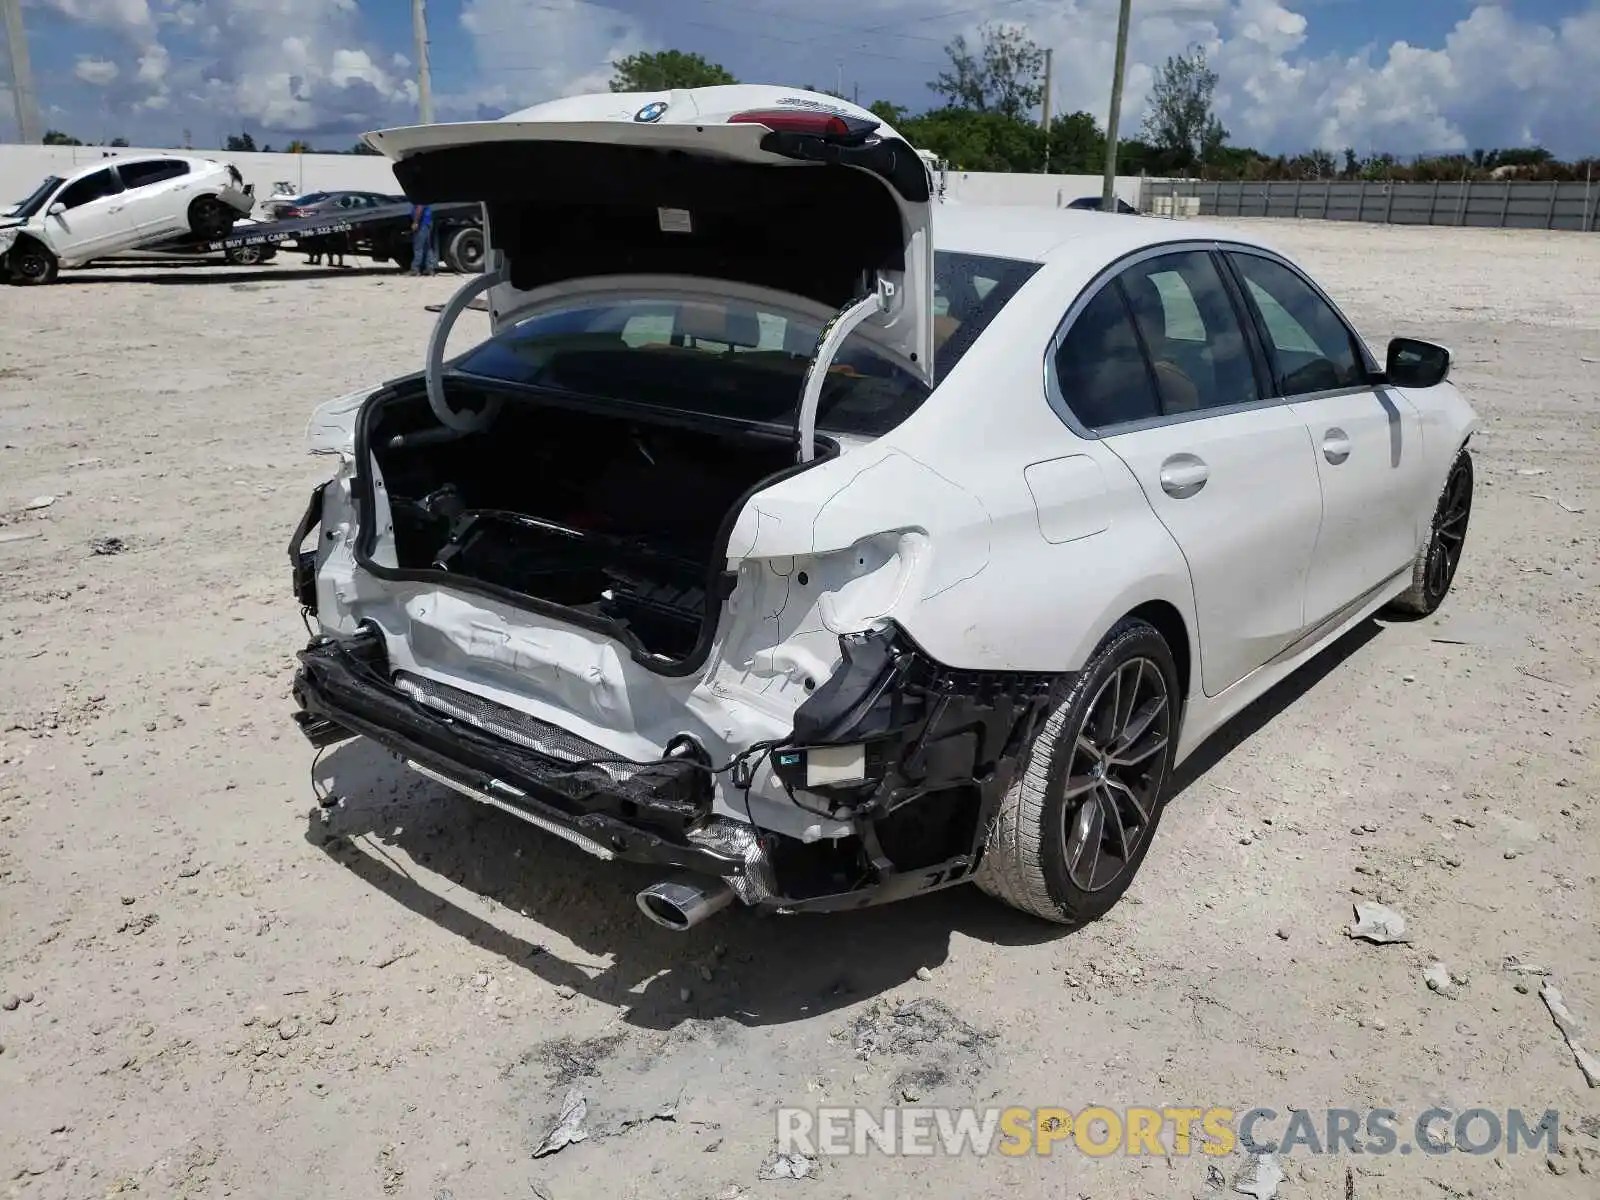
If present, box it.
[728,108,878,143]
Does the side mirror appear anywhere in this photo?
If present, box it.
[1386,337,1452,388]
[47,202,65,217]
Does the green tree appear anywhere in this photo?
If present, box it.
[930,22,1045,121]
[868,100,909,126]
[107,136,129,148]
[285,139,314,153]
[1142,45,1228,170]
[42,130,83,145]
[349,141,382,155]
[1046,111,1105,174]
[225,132,257,152]
[899,107,1045,173]
[609,50,736,92]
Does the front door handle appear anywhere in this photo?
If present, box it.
[1323,428,1352,465]
[1159,453,1209,499]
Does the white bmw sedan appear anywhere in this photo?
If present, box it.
[288,86,1477,930]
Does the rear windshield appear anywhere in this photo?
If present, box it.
[454,251,1039,438]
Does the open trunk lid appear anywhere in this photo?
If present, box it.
[365,86,935,390]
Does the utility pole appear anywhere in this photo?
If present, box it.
[1041,46,1053,174]
[412,0,434,124]
[1100,0,1133,211]
[1,0,42,144]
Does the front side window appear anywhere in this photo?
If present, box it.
[454,294,931,438]
[56,169,122,211]
[1227,252,1368,395]
[117,159,189,190]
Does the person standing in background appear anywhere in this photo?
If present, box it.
[409,203,437,275]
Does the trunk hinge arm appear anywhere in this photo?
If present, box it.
[795,278,896,464]
[425,267,506,433]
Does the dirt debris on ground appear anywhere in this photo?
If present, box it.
[0,227,1597,1198]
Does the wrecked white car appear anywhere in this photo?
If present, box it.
[290,86,1477,930]
[1,154,254,284]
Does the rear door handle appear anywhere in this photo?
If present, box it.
[1323,428,1351,465]
[1158,453,1208,499]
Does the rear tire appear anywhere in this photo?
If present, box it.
[1386,448,1473,618]
[975,619,1180,925]
[224,243,266,266]
[6,238,58,285]
[390,238,414,272]
[445,226,484,273]
[188,196,236,240]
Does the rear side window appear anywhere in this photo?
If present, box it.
[1118,252,1260,413]
[1227,253,1368,395]
[1052,285,1161,428]
[117,159,189,189]
[56,168,122,210]
[933,252,1041,380]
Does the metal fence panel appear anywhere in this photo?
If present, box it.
[1143,177,1598,232]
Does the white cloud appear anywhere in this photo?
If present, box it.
[457,0,652,109]
[970,0,1600,154]
[74,56,122,86]
[20,0,1600,156]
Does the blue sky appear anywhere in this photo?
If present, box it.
[6,1,1600,155]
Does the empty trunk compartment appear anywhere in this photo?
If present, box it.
[358,384,830,669]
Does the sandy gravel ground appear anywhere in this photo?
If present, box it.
[1,225,1597,1200]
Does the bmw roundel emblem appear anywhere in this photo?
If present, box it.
[634,101,668,123]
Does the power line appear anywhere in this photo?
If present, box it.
[790,0,1039,46]
[460,0,968,71]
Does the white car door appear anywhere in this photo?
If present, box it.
[1224,249,1428,626]
[1049,247,1324,697]
[114,159,194,239]
[40,167,130,261]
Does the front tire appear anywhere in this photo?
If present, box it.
[6,239,58,285]
[976,619,1180,925]
[1387,448,1473,617]
[224,243,266,266]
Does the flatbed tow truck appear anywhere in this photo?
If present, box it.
[187,200,485,272]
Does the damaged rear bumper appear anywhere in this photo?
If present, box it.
[293,632,747,879]
[292,624,1067,916]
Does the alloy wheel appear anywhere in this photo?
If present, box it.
[1058,656,1172,893]
[1425,455,1472,603]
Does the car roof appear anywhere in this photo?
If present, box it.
[59,153,217,184]
[932,203,1282,267]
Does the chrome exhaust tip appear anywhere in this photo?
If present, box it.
[636,876,736,932]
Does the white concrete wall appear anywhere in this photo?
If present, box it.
[942,170,1144,209]
[0,145,400,210]
[0,144,1146,215]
